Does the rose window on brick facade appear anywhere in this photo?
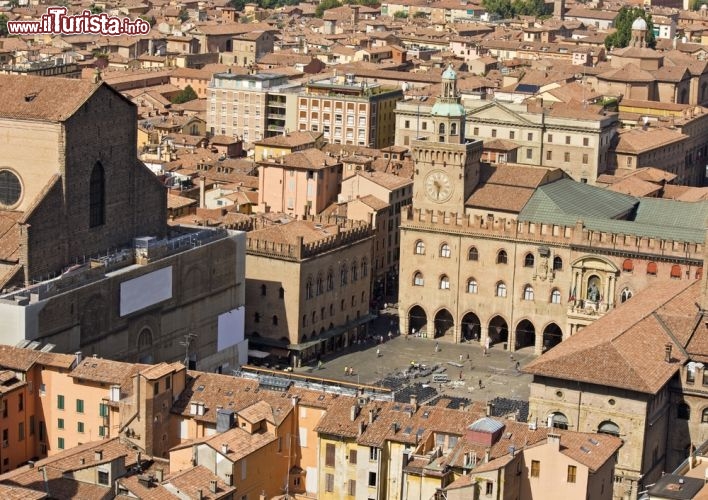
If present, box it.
[0,170,21,207]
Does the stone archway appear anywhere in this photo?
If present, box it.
[408,305,427,337]
[434,309,454,339]
[460,312,481,342]
[543,323,563,352]
[515,319,535,350]
[488,316,509,347]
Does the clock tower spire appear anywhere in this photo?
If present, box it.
[411,64,483,214]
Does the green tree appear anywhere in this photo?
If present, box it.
[139,14,157,26]
[482,0,549,18]
[0,14,7,37]
[172,85,198,104]
[228,0,247,9]
[315,0,342,17]
[413,11,428,18]
[393,10,408,18]
[178,9,190,22]
[482,0,514,18]
[604,7,656,49]
[89,4,103,14]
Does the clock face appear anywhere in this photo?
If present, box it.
[425,170,453,203]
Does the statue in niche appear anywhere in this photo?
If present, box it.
[587,282,600,302]
[537,257,549,281]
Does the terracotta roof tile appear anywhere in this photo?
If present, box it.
[615,127,686,154]
[524,280,698,393]
[165,465,235,499]
[71,357,148,385]
[0,484,46,499]
[204,427,276,462]
[255,131,322,148]
[0,74,101,122]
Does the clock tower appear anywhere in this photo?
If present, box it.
[411,65,483,214]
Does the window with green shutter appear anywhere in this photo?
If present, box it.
[76,399,84,413]
[57,395,64,410]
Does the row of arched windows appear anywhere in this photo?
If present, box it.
[260,285,285,298]
[414,241,563,270]
[549,413,620,437]
[676,401,708,423]
[412,272,563,303]
[305,259,368,299]
[254,313,279,326]
[301,292,367,327]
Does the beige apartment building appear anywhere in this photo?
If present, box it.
[227,30,275,67]
[256,148,343,218]
[297,74,403,148]
[339,169,413,299]
[207,71,301,143]
[244,217,374,367]
[395,96,619,185]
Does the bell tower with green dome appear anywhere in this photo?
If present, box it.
[411,64,483,214]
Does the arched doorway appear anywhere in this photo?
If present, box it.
[543,323,563,351]
[434,309,454,339]
[488,316,509,346]
[461,312,481,341]
[515,319,535,350]
[409,305,427,336]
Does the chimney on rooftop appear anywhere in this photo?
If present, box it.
[210,479,218,494]
[665,343,673,363]
[547,432,561,450]
[75,351,83,366]
[486,402,494,417]
[410,394,418,411]
[94,450,103,461]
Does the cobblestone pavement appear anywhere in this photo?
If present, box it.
[293,307,533,407]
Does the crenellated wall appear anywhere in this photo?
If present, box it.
[401,206,703,262]
[246,216,373,261]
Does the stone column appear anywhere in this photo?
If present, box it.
[480,325,489,349]
[398,306,407,336]
[608,275,616,310]
[426,317,435,339]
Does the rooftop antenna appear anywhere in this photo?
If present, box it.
[180,332,197,367]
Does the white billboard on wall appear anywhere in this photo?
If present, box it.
[120,266,173,317]
[217,306,245,351]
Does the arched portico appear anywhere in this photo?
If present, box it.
[460,312,481,342]
[433,308,454,339]
[408,305,427,337]
[543,323,563,352]
[514,319,535,351]
[487,315,509,348]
